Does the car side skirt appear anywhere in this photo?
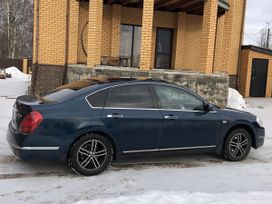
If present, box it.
[122,145,216,154]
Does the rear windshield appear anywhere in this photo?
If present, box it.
[37,79,105,103]
[43,89,75,102]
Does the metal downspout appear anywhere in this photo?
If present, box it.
[32,0,40,94]
[63,0,70,85]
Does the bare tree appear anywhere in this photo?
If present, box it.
[0,0,33,58]
[257,28,272,50]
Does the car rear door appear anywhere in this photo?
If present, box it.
[101,84,162,153]
[153,85,221,150]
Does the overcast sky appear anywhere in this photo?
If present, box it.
[243,0,272,45]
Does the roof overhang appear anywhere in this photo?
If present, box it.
[79,0,229,15]
[242,45,272,56]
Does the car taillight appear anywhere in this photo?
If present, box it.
[19,111,43,134]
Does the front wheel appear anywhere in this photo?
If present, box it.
[69,134,113,176]
[223,128,252,161]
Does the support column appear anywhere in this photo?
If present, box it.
[111,5,121,58]
[68,0,79,64]
[87,0,103,68]
[200,0,218,74]
[213,14,225,73]
[140,0,155,70]
[174,12,187,69]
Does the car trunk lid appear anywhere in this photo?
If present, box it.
[12,95,39,130]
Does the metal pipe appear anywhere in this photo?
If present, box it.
[63,0,71,85]
[32,0,40,94]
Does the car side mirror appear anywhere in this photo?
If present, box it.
[204,103,214,112]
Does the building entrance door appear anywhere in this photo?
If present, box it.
[250,58,269,97]
[155,28,173,69]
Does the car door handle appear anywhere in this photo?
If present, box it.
[107,114,124,119]
[164,115,178,120]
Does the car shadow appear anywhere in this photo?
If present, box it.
[0,152,224,178]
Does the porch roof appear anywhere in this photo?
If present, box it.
[78,0,229,15]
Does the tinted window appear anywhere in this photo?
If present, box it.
[43,89,75,102]
[154,85,204,111]
[87,89,109,108]
[106,85,154,109]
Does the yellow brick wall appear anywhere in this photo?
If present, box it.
[101,5,112,57]
[239,49,272,98]
[111,5,122,57]
[34,0,246,75]
[220,0,246,75]
[214,15,226,73]
[200,0,218,74]
[140,0,155,70]
[87,0,103,68]
[121,7,142,25]
[183,15,203,71]
[32,0,37,63]
[37,0,67,65]
[68,0,79,64]
[77,2,88,63]
[239,49,250,96]
[77,3,113,65]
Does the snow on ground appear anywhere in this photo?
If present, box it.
[0,66,30,98]
[0,77,272,204]
[76,191,272,204]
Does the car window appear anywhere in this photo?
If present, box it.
[43,89,76,102]
[87,89,109,108]
[154,85,204,111]
[106,84,154,109]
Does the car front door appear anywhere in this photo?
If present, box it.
[153,85,221,150]
[101,84,162,153]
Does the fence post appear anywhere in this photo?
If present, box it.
[23,58,28,74]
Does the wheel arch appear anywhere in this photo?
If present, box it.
[225,124,256,148]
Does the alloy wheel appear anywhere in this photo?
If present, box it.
[229,133,249,158]
[77,139,107,170]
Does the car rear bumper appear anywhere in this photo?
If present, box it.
[6,122,68,162]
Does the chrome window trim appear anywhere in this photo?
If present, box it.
[84,81,217,113]
[9,142,60,151]
[123,145,217,154]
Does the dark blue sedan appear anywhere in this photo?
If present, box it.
[7,78,265,176]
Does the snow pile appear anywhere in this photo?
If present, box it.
[5,66,29,80]
[75,191,272,204]
[227,88,247,110]
[0,67,30,97]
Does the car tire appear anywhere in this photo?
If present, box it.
[223,128,252,161]
[69,134,113,176]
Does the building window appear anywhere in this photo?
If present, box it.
[120,25,142,67]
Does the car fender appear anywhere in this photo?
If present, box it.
[71,125,122,155]
[215,120,256,155]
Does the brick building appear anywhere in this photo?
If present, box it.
[32,0,246,101]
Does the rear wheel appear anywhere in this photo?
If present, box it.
[223,128,251,161]
[69,134,113,176]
